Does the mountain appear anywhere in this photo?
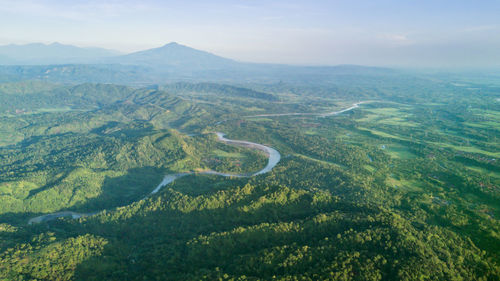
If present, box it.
[112,42,236,69]
[0,42,122,65]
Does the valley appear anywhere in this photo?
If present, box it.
[0,76,497,280]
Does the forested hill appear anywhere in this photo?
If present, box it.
[161,82,279,101]
[0,83,135,112]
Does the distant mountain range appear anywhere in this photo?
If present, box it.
[0,42,395,84]
[0,42,241,68]
[0,42,121,64]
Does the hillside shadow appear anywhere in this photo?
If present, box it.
[2,166,168,227]
[27,171,71,198]
[89,121,155,138]
[70,166,168,213]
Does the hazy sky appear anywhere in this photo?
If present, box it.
[1,0,499,67]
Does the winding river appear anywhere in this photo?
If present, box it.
[148,132,281,195]
[28,102,365,224]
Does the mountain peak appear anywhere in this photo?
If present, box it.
[158,42,188,50]
[164,42,180,46]
[117,42,235,68]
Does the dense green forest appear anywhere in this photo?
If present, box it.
[0,75,499,280]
